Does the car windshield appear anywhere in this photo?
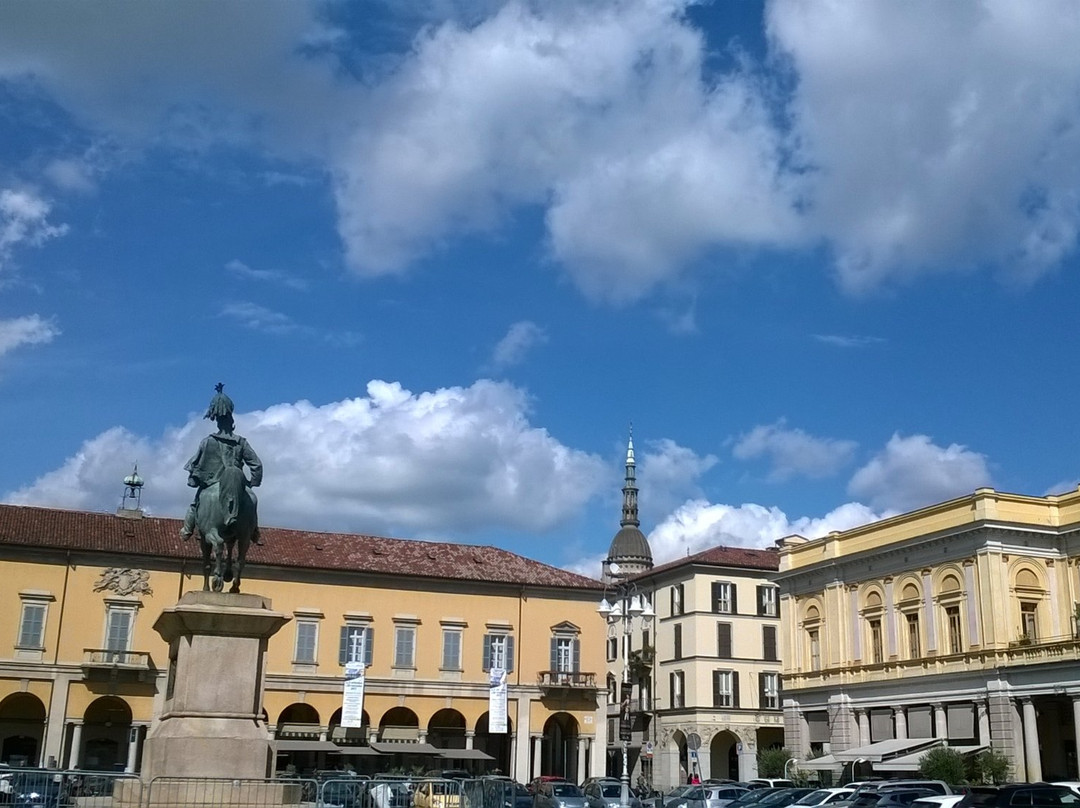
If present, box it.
[731,792,776,806]
[794,792,835,806]
[757,791,798,806]
[553,786,583,797]
[602,786,623,798]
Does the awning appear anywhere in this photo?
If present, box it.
[335,746,385,756]
[834,738,939,763]
[368,742,443,755]
[276,740,340,752]
[875,744,987,773]
[804,755,842,772]
[440,749,495,760]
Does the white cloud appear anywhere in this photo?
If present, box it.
[847,433,993,512]
[733,419,857,481]
[0,189,68,273]
[225,259,308,291]
[491,320,548,369]
[332,0,802,301]
[768,0,1080,290]
[638,438,718,518]
[4,379,607,536]
[648,498,883,564]
[220,302,299,335]
[0,314,61,358]
[813,334,885,348]
[44,158,97,194]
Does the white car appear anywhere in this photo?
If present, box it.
[705,786,750,808]
[790,789,855,807]
[910,797,964,808]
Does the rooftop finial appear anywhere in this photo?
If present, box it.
[118,462,144,517]
[620,424,639,528]
[626,422,635,467]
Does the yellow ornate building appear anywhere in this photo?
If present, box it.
[777,486,1080,782]
[0,502,607,780]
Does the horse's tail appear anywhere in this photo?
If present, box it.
[218,466,244,528]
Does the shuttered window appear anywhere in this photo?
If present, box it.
[717,622,732,658]
[483,634,515,672]
[674,624,683,660]
[18,603,46,648]
[762,625,778,661]
[712,582,737,614]
[712,670,739,708]
[339,625,374,666]
[295,620,318,664]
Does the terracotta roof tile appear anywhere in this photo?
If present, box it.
[637,544,779,578]
[0,503,603,590]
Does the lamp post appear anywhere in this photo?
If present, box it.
[599,583,655,808]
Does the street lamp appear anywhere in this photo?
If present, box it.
[599,580,655,808]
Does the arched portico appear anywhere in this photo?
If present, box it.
[0,693,46,767]
[81,697,132,771]
[541,713,580,781]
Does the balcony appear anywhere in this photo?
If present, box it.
[81,649,153,682]
[538,670,597,691]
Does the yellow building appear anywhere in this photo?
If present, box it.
[777,486,1080,782]
[0,502,607,781]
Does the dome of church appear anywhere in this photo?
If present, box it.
[608,525,652,563]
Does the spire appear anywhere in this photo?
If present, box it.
[621,424,639,528]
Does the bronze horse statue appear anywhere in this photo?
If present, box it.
[195,465,255,593]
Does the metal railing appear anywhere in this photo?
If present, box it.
[0,766,142,808]
[537,670,597,687]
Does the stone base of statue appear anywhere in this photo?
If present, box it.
[115,591,291,807]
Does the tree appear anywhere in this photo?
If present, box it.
[968,748,1011,785]
[758,746,794,778]
[918,746,967,785]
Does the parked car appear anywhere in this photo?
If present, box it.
[10,777,68,808]
[872,790,937,808]
[585,781,644,808]
[754,789,815,808]
[531,778,572,795]
[534,783,587,808]
[962,786,1079,807]
[705,786,751,808]
[910,797,964,808]
[726,789,789,808]
[790,790,856,808]
[646,785,706,808]
[322,780,365,808]
[749,783,796,792]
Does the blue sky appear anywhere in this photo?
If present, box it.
[3,0,1080,576]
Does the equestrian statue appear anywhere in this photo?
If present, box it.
[180,383,263,593]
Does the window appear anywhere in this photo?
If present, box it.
[394,625,416,668]
[104,605,134,662]
[607,637,618,662]
[757,585,777,617]
[483,633,515,672]
[670,670,685,709]
[295,620,318,664]
[550,634,580,675]
[712,670,737,708]
[762,625,778,661]
[671,584,684,616]
[1020,602,1038,641]
[945,605,963,654]
[442,628,462,670]
[674,624,683,660]
[338,624,374,666]
[868,618,884,664]
[607,674,617,704]
[17,602,47,649]
[906,612,921,658]
[759,672,779,710]
[717,622,733,658]
[808,628,821,671]
[712,582,734,614]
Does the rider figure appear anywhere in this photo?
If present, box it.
[179,383,264,545]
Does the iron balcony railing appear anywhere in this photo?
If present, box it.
[82,648,152,667]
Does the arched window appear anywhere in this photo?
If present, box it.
[803,604,822,672]
[862,590,885,664]
[937,574,964,655]
[1014,566,1046,643]
[897,582,922,659]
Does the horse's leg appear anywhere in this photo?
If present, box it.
[200,537,212,592]
[230,532,248,594]
[207,530,225,592]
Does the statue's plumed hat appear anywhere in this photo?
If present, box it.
[204,382,234,420]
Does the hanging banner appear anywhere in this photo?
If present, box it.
[342,662,366,728]
[489,668,508,733]
[619,682,632,741]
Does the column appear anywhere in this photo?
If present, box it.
[577,738,588,784]
[532,735,543,779]
[894,707,908,740]
[514,699,530,782]
[856,709,871,747]
[1072,697,1080,778]
[466,731,475,750]
[125,725,141,773]
[978,701,991,745]
[1011,699,1027,781]
[738,742,757,780]
[1021,698,1042,782]
[44,673,73,769]
[68,722,83,769]
[933,704,948,740]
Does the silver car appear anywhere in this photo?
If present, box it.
[585,782,644,808]
[706,787,751,808]
[536,783,588,808]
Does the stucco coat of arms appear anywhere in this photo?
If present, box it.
[93,568,153,597]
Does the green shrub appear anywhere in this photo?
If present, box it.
[968,748,1011,785]
[757,746,794,778]
[917,746,968,785]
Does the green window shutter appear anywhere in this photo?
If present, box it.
[732,670,740,708]
[483,634,492,671]
[339,626,349,665]
[506,635,515,673]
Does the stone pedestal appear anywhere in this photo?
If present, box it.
[139,591,290,782]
